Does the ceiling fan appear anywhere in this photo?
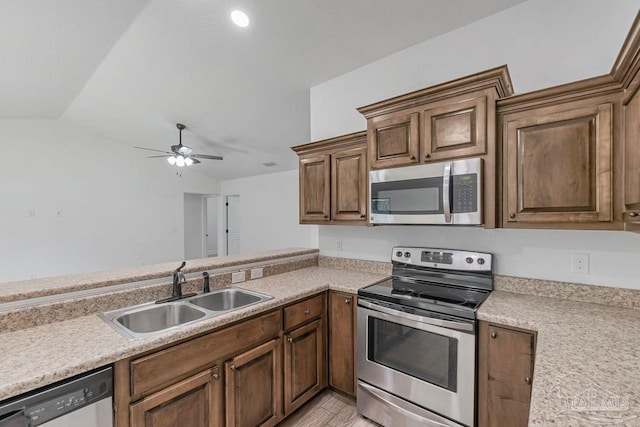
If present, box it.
[135,123,223,167]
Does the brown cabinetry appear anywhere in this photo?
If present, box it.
[500,97,615,228]
[358,66,513,228]
[328,291,357,397]
[478,321,536,427]
[623,75,640,231]
[225,339,282,427]
[282,294,327,415]
[293,132,368,225]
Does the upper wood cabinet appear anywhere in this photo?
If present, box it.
[478,321,536,427]
[358,66,513,228]
[499,89,620,229]
[623,72,640,231]
[292,132,368,225]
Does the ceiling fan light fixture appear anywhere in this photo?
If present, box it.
[184,157,194,166]
[231,10,250,27]
[167,156,176,165]
[176,155,186,167]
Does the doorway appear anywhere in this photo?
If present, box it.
[184,193,219,260]
[226,195,241,255]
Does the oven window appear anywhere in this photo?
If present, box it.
[370,177,443,215]
[368,317,457,392]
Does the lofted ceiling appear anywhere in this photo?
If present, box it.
[1,0,526,180]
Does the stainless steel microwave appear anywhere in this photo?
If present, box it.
[369,158,482,225]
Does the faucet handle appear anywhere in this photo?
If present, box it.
[203,272,210,293]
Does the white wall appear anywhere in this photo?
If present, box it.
[184,193,204,260]
[220,170,317,255]
[310,0,640,289]
[0,119,220,282]
[206,196,218,256]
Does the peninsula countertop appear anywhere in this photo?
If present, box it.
[0,266,387,401]
[478,290,640,426]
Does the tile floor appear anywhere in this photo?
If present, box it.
[278,390,380,427]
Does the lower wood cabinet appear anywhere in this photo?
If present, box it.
[478,321,536,427]
[225,339,282,427]
[130,368,222,427]
[328,291,357,397]
[283,319,325,415]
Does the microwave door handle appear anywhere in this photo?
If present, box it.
[443,161,452,223]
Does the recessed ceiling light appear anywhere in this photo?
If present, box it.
[231,10,250,27]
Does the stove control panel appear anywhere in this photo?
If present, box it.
[392,246,492,272]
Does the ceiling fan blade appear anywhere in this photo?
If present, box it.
[191,158,201,164]
[192,154,223,160]
[147,155,170,158]
[135,146,173,155]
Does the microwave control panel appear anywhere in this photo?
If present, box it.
[451,173,478,213]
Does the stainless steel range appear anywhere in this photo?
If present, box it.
[357,246,493,427]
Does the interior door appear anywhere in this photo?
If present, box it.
[226,195,240,255]
[205,196,218,257]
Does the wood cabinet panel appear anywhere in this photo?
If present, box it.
[503,102,613,225]
[283,294,324,331]
[368,112,419,169]
[624,82,640,224]
[299,154,330,222]
[478,322,536,427]
[130,368,220,427]
[283,319,326,415]
[331,146,367,221]
[328,291,356,397]
[225,339,282,427]
[422,95,487,161]
[130,310,280,399]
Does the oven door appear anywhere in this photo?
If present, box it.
[369,157,482,225]
[357,299,476,426]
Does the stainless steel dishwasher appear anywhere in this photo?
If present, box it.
[0,366,112,427]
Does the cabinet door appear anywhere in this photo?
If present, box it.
[368,111,419,169]
[225,339,282,427]
[478,323,535,427]
[283,319,326,415]
[299,154,330,222]
[624,82,640,226]
[504,102,613,225]
[331,146,367,221]
[328,292,356,397]
[422,94,487,162]
[130,367,221,427]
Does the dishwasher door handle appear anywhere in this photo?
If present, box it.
[0,409,28,427]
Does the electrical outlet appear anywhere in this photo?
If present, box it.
[336,239,342,251]
[231,271,246,283]
[250,268,263,279]
[571,253,589,274]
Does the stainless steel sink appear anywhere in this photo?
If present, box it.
[115,303,206,334]
[189,288,264,311]
[100,287,273,340]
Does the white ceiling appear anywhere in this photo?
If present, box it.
[2,0,526,180]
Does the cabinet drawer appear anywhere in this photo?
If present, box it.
[284,294,324,331]
[130,309,281,399]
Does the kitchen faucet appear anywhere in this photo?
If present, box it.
[156,261,196,303]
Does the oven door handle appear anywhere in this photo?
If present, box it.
[358,299,474,333]
[443,161,452,223]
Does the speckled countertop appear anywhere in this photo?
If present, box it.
[0,266,387,401]
[479,291,640,426]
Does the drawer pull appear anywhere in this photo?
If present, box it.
[509,213,516,219]
[525,377,532,385]
[345,299,351,304]
[230,364,237,371]
[287,337,294,343]
[410,155,416,160]
[630,212,639,217]
[491,332,497,339]
[304,309,311,315]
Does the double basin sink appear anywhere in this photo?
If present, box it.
[100,287,273,340]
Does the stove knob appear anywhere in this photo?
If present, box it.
[404,252,411,258]
[466,257,473,264]
[477,258,485,265]
[395,251,403,257]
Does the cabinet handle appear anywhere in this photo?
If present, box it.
[630,212,639,217]
[324,215,329,219]
[491,332,497,339]
[304,309,311,315]
[410,155,416,160]
[287,337,294,343]
[360,214,366,219]
[424,153,431,160]
[345,299,351,304]
[509,213,516,219]
[230,364,237,371]
[525,377,532,385]
[213,373,220,380]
